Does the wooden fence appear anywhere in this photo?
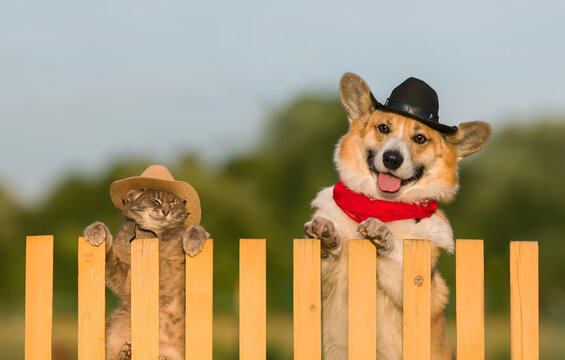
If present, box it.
[24,236,539,359]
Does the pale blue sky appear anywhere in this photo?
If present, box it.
[2,0,564,201]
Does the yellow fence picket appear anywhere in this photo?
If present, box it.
[25,235,54,360]
[293,239,321,360]
[21,232,545,359]
[239,239,266,360]
[78,237,106,360]
[403,239,431,360]
[348,239,377,360]
[186,239,214,360]
[510,241,539,360]
[131,238,160,360]
[456,239,485,360]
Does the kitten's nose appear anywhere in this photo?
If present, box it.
[162,209,169,216]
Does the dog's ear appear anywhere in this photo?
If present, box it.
[446,121,492,161]
[340,73,376,123]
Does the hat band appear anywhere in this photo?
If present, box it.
[385,99,439,122]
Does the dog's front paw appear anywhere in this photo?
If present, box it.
[183,225,210,257]
[304,217,341,257]
[357,217,394,252]
[84,222,111,247]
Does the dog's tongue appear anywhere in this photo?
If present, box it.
[378,173,402,193]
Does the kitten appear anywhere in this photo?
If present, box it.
[84,189,210,360]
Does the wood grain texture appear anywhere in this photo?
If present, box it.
[131,238,160,360]
[25,235,54,360]
[456,239,485,360]
[78,236,105,360]
[403,239,431,360]
[293,239,321,360]
[348,239,377,360]
[239,239,266,360]
[186,239,214,360]
[510,241,539,360]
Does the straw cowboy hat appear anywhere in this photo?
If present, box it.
[110,165,201,228]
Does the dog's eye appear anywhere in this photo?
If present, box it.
[376,124,390,134]
[413,134,428,145]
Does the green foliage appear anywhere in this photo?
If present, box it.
[441,121,565,316]
[1,96,564,359]
[0,187,25,304]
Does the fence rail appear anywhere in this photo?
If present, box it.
[24,236,539,359]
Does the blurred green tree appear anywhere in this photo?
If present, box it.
[443,121,565,317]
[1,96,565,359]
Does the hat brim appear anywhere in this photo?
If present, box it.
[375,105,458,134]
[110,176,201,228]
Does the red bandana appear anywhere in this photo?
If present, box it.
[332,180,437,223]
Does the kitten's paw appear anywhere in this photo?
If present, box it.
[357,217,394,252]
[84,222,111,247]
[304,217,341,257]
[183,225,210,256]
[116,341,131,360]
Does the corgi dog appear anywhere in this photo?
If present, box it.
[304,73,491,359]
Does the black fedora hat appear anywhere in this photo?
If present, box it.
[371,77,458,134]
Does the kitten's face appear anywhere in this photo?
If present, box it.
[122,189,187,232]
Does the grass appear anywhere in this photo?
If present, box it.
[2,311,564,359]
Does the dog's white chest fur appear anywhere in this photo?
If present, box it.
[311,187,454,359]
[312,186,454,252]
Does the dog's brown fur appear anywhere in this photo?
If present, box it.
[305,73,491,359]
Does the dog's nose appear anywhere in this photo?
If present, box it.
[383,151,403,170]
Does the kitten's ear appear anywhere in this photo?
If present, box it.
[126,190,143,203]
